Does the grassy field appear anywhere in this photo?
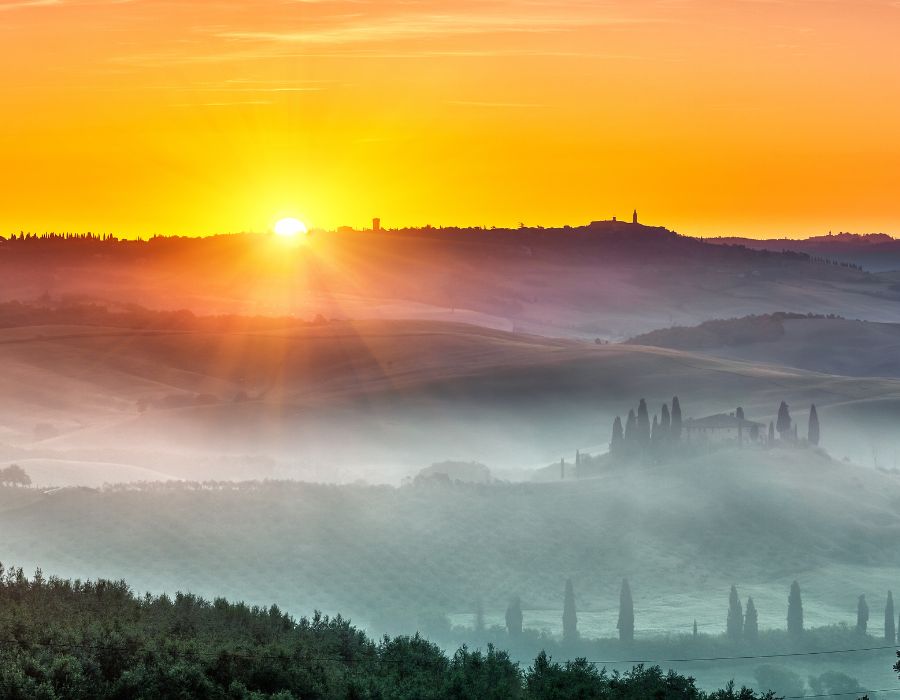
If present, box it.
[1,447,897,637]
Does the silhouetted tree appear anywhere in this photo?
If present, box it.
[610,416,624,457]
[617,578,634,643]
[0,464,30,488]
[777,401,792,440]
[768,421,775,445]
[744,597,758,642]
[562,579,577,643]
[671,396,682,442]
[727,585,743,642]
[808,404,820,446]
[788,581,804,638]
[505,597,523,637]
[736,407,745,446]
[636,399,651,448]
[624,410,637,445]
[659,403,672,433]
[857,594,869,635]
[650,415,660,449]
[885,591,895,644]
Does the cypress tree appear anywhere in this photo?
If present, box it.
[777,401,792,439]
[505,596,523,637]
[744,597,758,642]
[788,581,803,638]
[610,416,624,457]
[661,403,671,432]
[624,410,637,446]
[727,585,743,642]
[617,578,634,643]
[637,399,651,448]
[562,579,577,643]
[857,594,869,635]
[808,404,820,446]
[671,396,683,442]
[885,591,895,644]
[768,421,775,445]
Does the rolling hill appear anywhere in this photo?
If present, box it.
[1,304,900,483]
[3,224,900,340]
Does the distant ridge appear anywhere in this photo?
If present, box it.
[706,231,900,271]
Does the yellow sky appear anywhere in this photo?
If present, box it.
[1,0,899,238]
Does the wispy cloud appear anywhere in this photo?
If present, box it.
[0,0,60,10]
[217,11,645,46]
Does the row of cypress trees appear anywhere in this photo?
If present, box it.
[608,398,821,457]
[504,581,898,644]
[609,397,683,459]
[505,579,636,643]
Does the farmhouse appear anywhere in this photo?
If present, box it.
[684,413,764,445]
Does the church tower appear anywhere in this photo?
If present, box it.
[632,209,638,224]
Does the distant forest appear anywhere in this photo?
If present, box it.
[626,313,845,350]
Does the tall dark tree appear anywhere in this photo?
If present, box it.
[857,594,869,635]
[744,597,759,642]
[610,416,624,457]
[885,591,895,644]
[650,415,660,448]
[660,403,671,434]
[636,399,651,448]
[671,396,682,442]
[727,585,743,642]
[808,404,820,446]
[788,581,804,638]
[617,578,634,643]
[768,421,775,445]
[562,579,578,643]
[777,401,792,439]
[505,596,523,637]
[736,407,745,446]
[624,410,637,446]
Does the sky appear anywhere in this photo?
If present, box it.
[1,0,899,239]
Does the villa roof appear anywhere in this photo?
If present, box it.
[684,413,764,430]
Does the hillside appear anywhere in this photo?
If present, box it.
[708,233,900,273]
[3,305,900,482]
[1,225,899,340]
[627,314,900,379]
[1,447,898,642]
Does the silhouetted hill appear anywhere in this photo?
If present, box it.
[707,232,900,272]
[1,224,897,339]
[627,313,900,379]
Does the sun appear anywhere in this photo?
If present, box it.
[274,217,308,237]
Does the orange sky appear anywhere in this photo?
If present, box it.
[1,0,899,239]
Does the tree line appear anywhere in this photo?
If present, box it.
[0,564,785,700]
[503,579,900,646]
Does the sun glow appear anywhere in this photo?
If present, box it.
[274,218,308,237]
